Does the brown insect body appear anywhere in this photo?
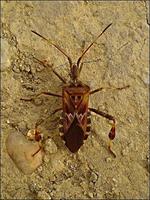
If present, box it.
[62,84,90,152]
[28,23,127,156]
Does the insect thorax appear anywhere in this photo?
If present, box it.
[62,84,90,110]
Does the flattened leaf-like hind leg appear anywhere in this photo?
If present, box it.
[26,121,44,157]
[25,108,62,141]
[29,107,62,157]
[89,108,116,157]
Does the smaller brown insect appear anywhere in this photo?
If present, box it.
[22,23,129,157]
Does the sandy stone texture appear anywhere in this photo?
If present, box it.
[1,1,149,199]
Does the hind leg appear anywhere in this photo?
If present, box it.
[89,108,116,157]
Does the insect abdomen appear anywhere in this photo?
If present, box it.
[63,116,84,153]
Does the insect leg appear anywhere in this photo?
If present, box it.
[20,91,62,102]
[32,146,42,157]
[38,108,62,125]
[30,108,62,142]
[34,57,67,83]
[51,108,62,115]
[89,108,116,157]
[26,122,43,157]
[33,108,62,128]
[90,85,130,95]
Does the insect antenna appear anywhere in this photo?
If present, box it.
[31,30,73,69]
[76,23,112,69]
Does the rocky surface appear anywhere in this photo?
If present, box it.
[1,1,149,199]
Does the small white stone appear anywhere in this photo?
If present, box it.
[6,119,10,124]
[106,157,112,162]
[122,148,129,156]
[88,192,94,198]
[37,191,51,199]
[112,178,117,183]
[44,155,50,163]
[37,166,43,172]
[45,138,57,154]
[90,172,98,183]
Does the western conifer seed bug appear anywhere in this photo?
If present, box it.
[21,23,129,157]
